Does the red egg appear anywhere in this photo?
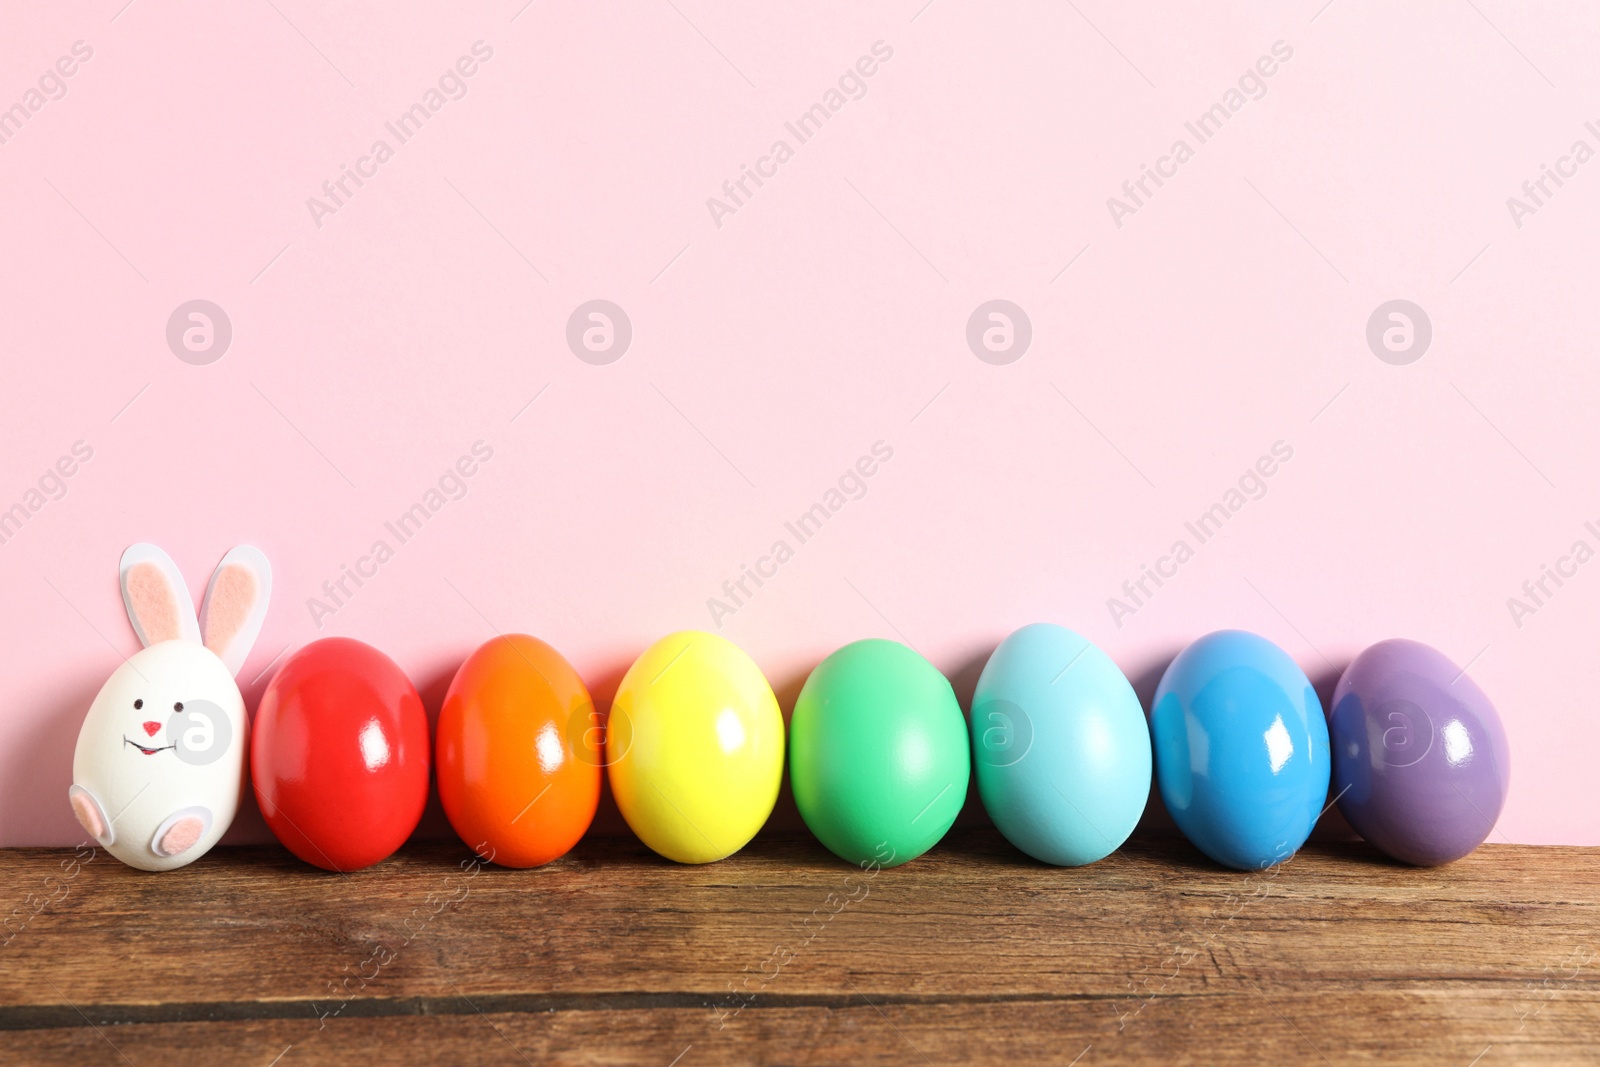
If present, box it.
[252,637,430,871]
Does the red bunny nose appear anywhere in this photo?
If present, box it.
[142,721,161,737]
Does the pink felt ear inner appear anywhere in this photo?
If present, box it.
[202,564,257,658]
[127,561,183,645]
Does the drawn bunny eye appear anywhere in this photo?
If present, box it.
[133,699,143,710]
[174,702,184,712]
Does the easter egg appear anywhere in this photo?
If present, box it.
[971,624,1150,865]
[606,631,784,863]
[437,635,602,868]
[1330,639,1509,865]
[790,639,969,868]
[1151,630,1329,870]
[253,637,430,871]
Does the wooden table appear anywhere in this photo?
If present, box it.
[1,831,1595,1065]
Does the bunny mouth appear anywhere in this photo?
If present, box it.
[124,735,176,756]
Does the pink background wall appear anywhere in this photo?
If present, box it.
[2,1,1596,847]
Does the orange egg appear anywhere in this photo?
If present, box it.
[436,635,601,867]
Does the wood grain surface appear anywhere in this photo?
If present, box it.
[1,831,1596,1065]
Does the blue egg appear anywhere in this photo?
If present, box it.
[1151,630,1329,870]
[972,624,1151,866]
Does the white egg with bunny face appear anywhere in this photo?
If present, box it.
[68,543,272,871]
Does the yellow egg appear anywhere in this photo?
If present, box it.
[607,631,784,863]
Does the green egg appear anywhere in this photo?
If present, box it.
[789,639,970,868]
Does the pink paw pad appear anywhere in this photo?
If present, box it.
[158,817,205,856]
[70,791,106,839]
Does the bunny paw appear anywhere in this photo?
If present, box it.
[152,807,213,858]
[68,785,112,844]
[159,818,203,855]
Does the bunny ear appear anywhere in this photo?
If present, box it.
[199,545,272,677]
[120,544,200,647]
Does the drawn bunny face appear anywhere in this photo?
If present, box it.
[84,643,240,764]
[69,544,272,872]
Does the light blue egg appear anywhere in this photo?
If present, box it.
[971,624,1151,866]
[1151,630,1329,870]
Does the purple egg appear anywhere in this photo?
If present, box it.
[1330,639,1510,865]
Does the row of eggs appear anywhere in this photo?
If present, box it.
[246,626,1509,873]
